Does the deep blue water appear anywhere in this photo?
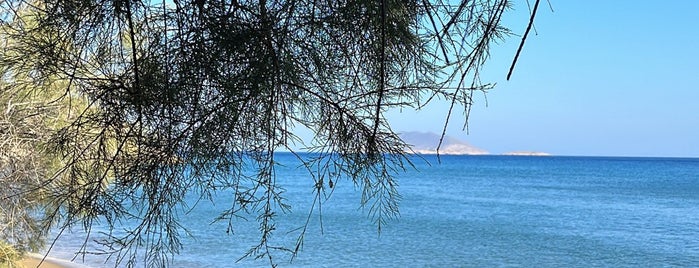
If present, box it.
[45,155,699,267]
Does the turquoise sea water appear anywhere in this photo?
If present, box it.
[45,154,699,267]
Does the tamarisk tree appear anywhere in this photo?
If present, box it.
[0,0,539,266]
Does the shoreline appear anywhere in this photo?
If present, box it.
[20,253,90,268]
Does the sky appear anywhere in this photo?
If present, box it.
[387,1,699,157]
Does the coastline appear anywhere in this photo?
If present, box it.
[19,253,90,268]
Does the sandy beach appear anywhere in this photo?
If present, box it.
[17,254,89,268]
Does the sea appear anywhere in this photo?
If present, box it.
[42,154,699,267]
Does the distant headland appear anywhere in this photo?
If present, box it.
[399,131,549,156]
[399,131,488,155]
[502,151,552,156]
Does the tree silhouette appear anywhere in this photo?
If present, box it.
[0,0,537,266]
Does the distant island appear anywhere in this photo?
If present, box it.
[398,131,550,156]
[399,131,488,155]
[502,151,551,156]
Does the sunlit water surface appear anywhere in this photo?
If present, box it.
[45,155,699,267]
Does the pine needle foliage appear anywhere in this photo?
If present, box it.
[0,0,525,266]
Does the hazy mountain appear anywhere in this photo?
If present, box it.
[399,131,488,155]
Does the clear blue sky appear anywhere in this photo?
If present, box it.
[388,1,699,157]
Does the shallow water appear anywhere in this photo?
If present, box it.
[45,155,699,267]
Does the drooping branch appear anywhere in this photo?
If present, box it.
[507,0,540,80]
[0,1,534,266]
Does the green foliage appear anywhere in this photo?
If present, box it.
[0,78,53,257]
[0,0,528,267]
[0,241,21,268]
[0,6,95,256]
